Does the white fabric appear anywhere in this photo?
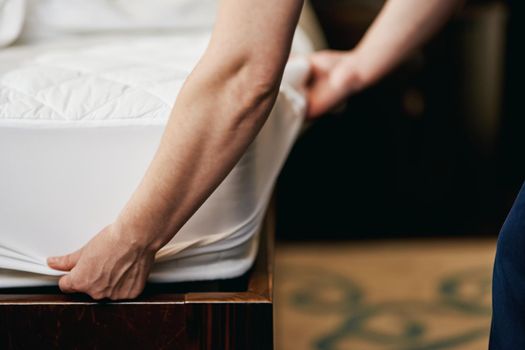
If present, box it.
[20,0,218,42]
[0,31,311,287]
[0,0,26,47]
[0,228,260,287]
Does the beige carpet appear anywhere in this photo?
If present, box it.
[275,239,496,350]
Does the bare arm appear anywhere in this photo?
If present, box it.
[48,0,304,300]
[116,0,304,251]
[307,0,463,118]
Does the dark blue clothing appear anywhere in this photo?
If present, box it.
[490,182,525,349]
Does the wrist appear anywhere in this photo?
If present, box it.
[113,208,171,254]
[345,50,368,92]
[330,51,368,96]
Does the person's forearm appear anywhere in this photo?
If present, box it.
[47,0,304,301]
[115,58,279,251]
[114,0,304,251]
[354,0,463,87]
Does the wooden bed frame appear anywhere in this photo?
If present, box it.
[0,208,275,349]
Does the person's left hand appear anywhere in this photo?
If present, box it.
[306,50,365,119]
[47,224,156,300]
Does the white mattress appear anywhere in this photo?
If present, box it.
[0,32,311,287]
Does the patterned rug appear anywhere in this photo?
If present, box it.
[275,239,495,350]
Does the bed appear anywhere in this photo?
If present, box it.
[0,31,311,287]
[0,2,324,348]
[0,0,320,287]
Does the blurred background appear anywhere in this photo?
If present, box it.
[278,0,523,239]
[274,0,524,348]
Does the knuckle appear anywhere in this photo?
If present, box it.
[129,290,141,299]
[58,280,69,292]
[60,277,74,291]
[90,291,105,300]
[64,255,72,265]
[75,280,88,291]
[109,294,121,301]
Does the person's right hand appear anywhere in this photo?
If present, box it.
[306,50,365,119]
[47,222,157,300]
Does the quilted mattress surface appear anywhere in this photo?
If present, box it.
[0,32,311,287]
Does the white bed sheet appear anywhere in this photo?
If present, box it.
[0,32,311,287]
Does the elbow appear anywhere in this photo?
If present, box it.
[226,61,283,128]
[240,62,282,106]
[195,48,285,129]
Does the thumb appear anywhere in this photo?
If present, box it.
[47,248,82,271]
